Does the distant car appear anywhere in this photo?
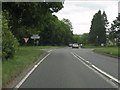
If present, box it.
[69,43,73,47]
[72,43,79,48]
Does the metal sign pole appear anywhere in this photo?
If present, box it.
[31,34,40,46]
[23,38,29,46]
[34,39,35,46]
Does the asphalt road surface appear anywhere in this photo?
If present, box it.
[19,47,119,88]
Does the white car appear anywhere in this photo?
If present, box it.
[72,43,79,48]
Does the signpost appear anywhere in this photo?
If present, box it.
[31,34,40,46]
[31,34,40,39]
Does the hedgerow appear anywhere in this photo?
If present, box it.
[2,11,19,60]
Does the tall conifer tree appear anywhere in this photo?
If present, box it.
[89,10,108,45]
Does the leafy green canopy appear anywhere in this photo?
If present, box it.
[73,33,89,45]
[2,11,19,60]
[109,14,120,46]
[2,2,73,46]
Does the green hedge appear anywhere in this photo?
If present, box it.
[2,11,19,60]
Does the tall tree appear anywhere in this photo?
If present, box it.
[102,11,109,28]
[79,33,89,45]
[39,15,73,46]
[89,10,107,46]
[108,14,120,46]
[62,18,73,31]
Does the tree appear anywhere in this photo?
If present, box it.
[102,11,109,28]
[2,2,64,45]
[73,34,81,44]
[89,10,107,46]
[40,14,73,46]
[72,33,89,45]
[2,11,19,60]
[79,33,89,45]
[108,14,120,46]
[62,18,73,31]
[2,2,74,46]
[61,19,73,44]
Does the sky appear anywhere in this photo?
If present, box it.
[53,0,119,34]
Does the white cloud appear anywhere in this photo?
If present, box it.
[53,0,119,34]
[105,3,118,23]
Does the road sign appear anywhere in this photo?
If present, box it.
[24,38,29,43]
[31,34,40,39]
[31,34,40,46]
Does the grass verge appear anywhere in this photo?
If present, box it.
[83,45,119,57]
[82,45,102,48]
[94,47,119,57]
[2,46,53,86]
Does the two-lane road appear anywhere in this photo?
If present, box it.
[18,47,118,88]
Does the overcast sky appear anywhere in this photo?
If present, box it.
[53,0,119,34]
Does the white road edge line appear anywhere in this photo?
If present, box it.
[73,52,120,84]
[15,52,51,89]
[91,64,120,84]
[71,52,119,88]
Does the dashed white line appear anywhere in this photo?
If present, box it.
[15,52,51,89]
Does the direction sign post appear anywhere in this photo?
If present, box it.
[31,34,40,46]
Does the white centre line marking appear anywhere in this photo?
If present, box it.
[15,52,51,89]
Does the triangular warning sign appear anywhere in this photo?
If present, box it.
[24,38,29,43]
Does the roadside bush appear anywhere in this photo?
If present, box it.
[2,11,19,60]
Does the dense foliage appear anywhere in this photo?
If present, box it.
[89,10,108,46]
[2,2,73,46]
[73,33,89,45]
[2,11,19,60]
[108,14,120,46]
